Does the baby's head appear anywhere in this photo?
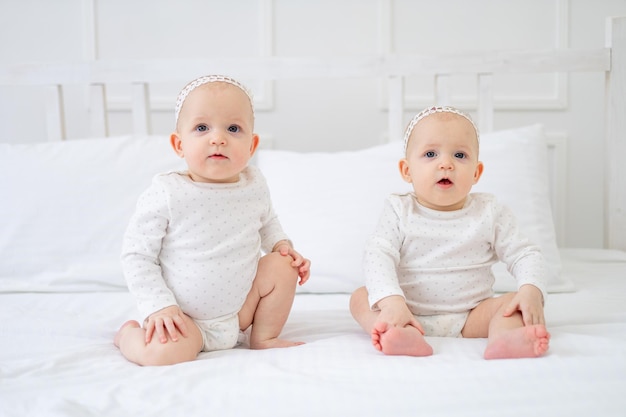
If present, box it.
[403,106,479,155]
[170,75,259,183]
[175,75,254,130]
[399,106,483,211]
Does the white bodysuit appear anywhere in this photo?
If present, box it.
[121,165,289,325]
[365,192,547,337]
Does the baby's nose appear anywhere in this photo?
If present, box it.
[439,157,453,169]
[209,131,227,144]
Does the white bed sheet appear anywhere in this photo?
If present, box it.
[1,249,625,417]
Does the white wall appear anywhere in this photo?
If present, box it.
[1,0,625,249]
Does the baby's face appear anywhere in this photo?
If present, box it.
[400,112,483,211]
[171,83,258,183]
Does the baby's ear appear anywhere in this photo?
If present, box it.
[170,133,184,157]
[473,161,484,183]
[398,158,412,183]
[249,134,260,156]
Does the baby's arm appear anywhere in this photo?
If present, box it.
[502,284,545,326]
[144,304,190,344]
[490,200,548,326]
[122,179,180,329]
[272,240,311,285]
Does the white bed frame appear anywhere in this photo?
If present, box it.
[0,17,624,251]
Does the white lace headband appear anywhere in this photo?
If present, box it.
[174,75,254,125]
[403,106,479,152]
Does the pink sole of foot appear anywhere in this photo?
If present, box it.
[484,325,550,360]
[374,325,433,357]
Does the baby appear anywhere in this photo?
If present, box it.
[114,75,310,366]
[350,106,550,359]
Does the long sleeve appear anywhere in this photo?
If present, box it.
[121,180,178,321]
[491,201,548,300]
[364,198,405,309]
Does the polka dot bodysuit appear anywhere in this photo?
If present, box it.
[121,165,289,322]
[365,193,547,316]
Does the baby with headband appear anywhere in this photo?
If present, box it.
[349,106,550,359]
[114,75,310,366]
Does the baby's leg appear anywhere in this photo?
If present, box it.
[239,252,303,349]
[463,293,550,359]
[113,315,203,366]
[350,287,433,357]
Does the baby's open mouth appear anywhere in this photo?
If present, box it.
[438,178,452,185]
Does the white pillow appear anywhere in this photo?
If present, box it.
[474,124,568,292]
[0,135,185,292]
[257,142,412,293]
[257,124,572,294]
[0,126,571,294]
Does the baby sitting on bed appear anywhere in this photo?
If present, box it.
[349,106,550,359]
[114,75,310,366]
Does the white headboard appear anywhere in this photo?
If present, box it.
[0,16,624,251]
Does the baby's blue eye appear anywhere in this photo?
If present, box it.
[425,151,436,158]
[228,125,240,133]
[196,124,207,132]
[454,152,466,159]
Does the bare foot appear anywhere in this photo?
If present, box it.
[484,324,550,360]
[114,320,141,348]
[372,322,433,357]
[250,338,305,350]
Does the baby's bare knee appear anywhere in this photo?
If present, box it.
[257,252,298,288]
[349,287,368,315]
[263,252,297,273]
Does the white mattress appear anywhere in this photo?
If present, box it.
[1,249,625,417]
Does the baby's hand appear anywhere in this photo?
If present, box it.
[144,305,189,344]
[376,295,425,334]
[503,284,545,326]
[274,242,311,285]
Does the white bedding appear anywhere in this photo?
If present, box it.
[0,115,624,417]
[1,249,625,417]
